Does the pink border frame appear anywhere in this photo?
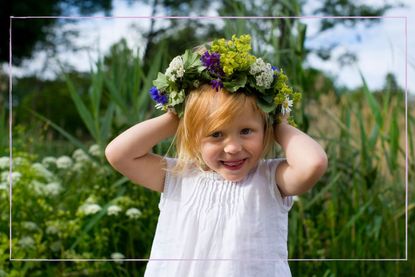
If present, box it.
[8,15,408,262]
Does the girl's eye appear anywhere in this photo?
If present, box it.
[210,131,222,138]
[241,128,252,135]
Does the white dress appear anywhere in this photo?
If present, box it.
[144,158,293,277]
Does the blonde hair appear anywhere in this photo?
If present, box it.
[174,84,275,172]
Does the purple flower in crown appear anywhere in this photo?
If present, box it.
[201,51,225,77]
[272,65,279,78]
[149,86,168,105]
[210,79,223,91]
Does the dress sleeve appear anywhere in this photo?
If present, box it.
[267,159,294,212]
[158,157,178,211]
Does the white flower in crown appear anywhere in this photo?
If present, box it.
[281,96,293,115]
[165,55,185,81]
[249,58,274,89]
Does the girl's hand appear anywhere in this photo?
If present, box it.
[280,112,290,123]
[275,112,289,125]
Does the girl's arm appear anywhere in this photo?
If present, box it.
[274,121,328,196]
[105,112,179,192]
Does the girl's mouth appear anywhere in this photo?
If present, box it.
[221,159,246,170]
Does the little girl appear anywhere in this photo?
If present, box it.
[105,35,327,277]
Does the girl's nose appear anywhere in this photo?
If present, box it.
[224,138,242,154]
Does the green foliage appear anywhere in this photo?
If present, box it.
[288,79,414,275]
[0,146,159,276]
[13,74,91,140]
[0,105,7,156]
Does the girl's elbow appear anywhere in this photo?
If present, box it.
[314,151,328,176]
[303,153,328,191]
[105,143,120,165]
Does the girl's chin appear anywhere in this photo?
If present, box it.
[218,169,248,182]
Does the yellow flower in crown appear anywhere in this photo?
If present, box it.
[149,34,301,123]
[210,35,256,76]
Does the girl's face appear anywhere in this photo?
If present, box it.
[200,105,265,182]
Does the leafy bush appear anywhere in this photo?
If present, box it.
[0,146,160,276]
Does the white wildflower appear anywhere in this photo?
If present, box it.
[41,157,56,168]
[0,172,7,182]
[126,208,142,219]
[22,221,38,231]
[88,144,102,157]
[0,182,7,190]
[281,96,293,115]
[44,182,62,196]
[72,149,90,162]
[165,55,185,81]
[30,180,46,195]
[1,171,22,184]
[79,203,102,215]
[56,156,73,169]
[18,236,35,249]
[46,225,59,235]
[97,166,111,177]
[249,58,274,89]
[111,252,125,264]
[85,195,98,204]
[72,162,84,173]
[107,205,122,216]
[50,241,62,252]
[0,157,9,169]
[13,157,25,166]
[32,163,55,181]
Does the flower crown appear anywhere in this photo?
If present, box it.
[149,34,301,124]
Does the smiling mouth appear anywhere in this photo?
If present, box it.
[221,159,246,170]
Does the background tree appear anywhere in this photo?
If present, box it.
[0,0,113,65]
[311,0,403,62]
